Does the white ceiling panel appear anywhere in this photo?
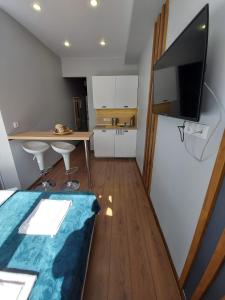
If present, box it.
[0,0,134,58]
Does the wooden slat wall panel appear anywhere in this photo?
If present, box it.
[143,0,170,193]
[155,14,161,60]
[162,1,169,51]
[191,230,225,300]
[143,19,159,189]
[180,130,225,287]
[145,13,161,191]
[143,21,157,189]
[158,12,165,58]
[148,115,158,191]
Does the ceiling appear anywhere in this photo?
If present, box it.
[126,0,163,64]
[0,0,162,63]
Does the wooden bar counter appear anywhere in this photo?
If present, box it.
[8,131,93,141]
[8,131,93,188]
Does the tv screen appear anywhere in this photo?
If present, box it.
[153,4,209,122]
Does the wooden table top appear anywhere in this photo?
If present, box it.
[8,131,93,141]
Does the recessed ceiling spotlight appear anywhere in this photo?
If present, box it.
[64,40,71,47]
[200,24,206,30]
[32,2,41,12]
[64,40,71,48]
[198,23,206,31]
[99,39,107,47]
[90,0,99,7]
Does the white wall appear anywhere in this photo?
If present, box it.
[137,0,225,276]
[0,9,74,188]
[61,57,138,148]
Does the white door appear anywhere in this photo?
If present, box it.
[115,129,137,157]
[115,76,138,108]
[94,129,115,157]
[92,76,116,109]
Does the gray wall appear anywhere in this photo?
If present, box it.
[0,9,74,188]
[136,0,225,276]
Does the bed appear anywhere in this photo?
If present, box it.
[0,190,100,300]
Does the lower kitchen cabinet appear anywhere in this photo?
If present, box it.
[94,129,137,158]
[93,129,115,157]
[114,129,136,157]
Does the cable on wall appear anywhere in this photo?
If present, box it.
[184,82,224,162]
[178,121,186,143]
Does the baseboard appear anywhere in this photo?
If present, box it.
[135,159,185,299]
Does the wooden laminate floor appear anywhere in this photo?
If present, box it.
[33,143,182,300]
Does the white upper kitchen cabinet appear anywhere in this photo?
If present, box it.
[92,76,115,109]
[115,76,138,108]
[93,129,115,157]
[92,76,138,109]
[114,129,137,157]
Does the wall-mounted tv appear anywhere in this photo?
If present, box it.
[153,4,209,122]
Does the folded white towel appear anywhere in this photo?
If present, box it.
[0,271,37,300]
[0,190,15,207]
[18,199,72,236]
[0,281,23,300]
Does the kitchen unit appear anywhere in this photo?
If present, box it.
[94,128,137,158]
[92,75,138,158]
[92,76,138,109]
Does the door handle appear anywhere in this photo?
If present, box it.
[123,105,128,108]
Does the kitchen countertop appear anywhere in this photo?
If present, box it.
[95,125,137,130]
[8,131,93,141]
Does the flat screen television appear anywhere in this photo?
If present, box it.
[153,4,209,122]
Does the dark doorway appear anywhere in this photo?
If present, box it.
[66,77,89,131]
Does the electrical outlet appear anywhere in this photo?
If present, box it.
[184,122,209,139]
[103,118,111,122]
[13,121,20,129]
[184,122,194,134]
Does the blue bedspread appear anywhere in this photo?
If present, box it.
[0,191,100,300]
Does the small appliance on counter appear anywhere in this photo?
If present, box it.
[129,115,135,127]
[112,118,119,126]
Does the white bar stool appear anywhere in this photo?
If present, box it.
[22,141,55,190]
[51,142,80,191]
